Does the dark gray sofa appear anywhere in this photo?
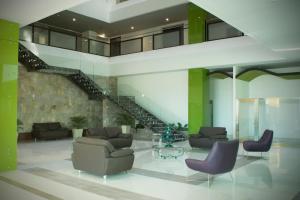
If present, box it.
[85,127,133,149]
[72,137,134,176]
[188,127,228,148]
[32,122,70,140]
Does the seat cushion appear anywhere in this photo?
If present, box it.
[108,138,132,149]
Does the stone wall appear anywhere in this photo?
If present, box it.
[18,64,103,132]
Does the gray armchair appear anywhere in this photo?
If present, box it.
[185,140,239,186]
[188,127,228,148]
[85,127,133,149]
[72,137,134,176]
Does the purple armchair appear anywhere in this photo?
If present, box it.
[185,140,239,186]
[243,129,273,153]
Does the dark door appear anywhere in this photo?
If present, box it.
[110,37,121,57]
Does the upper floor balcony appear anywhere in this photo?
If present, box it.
[19,19,243,58]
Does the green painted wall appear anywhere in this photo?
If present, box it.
[188,4,209,133]
[188,68,209,133]
[188,3,207,44]
[0,19,19,171]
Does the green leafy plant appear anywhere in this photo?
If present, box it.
[17,119,23,133]
[116,113,134,127]
[70,116,87,129]
[170,122,188,131]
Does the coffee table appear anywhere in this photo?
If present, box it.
[153,145,184,159]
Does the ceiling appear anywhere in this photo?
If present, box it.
[0,0,89,27]
[38,4,188,37]
[190,0,300,67]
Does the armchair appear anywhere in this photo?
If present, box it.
[185,140,239,186]
[72,137,134,176]
[243,129,273,155]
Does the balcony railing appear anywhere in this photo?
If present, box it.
[19,21,243,57]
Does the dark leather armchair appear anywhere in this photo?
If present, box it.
[188,127,228,148]
[72,137,134,176]
[85,127,133,149]
[243,129,273,153]
[185,140,239,186]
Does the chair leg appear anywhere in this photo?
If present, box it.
[103,175,107,180]
[260,152,263,158]
[208,174,213,187]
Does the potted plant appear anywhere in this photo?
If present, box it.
[70,116,87,139]
[116,113,134,134]
[17,119,23,141]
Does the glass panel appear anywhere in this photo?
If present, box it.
[19,26,32,42]
[143,36,153,52]
[154,31,180,49]
[259,98,300,139]
[89,40,109,56]
[238,98,259,140]
[76,37,88,53]
[121,38,142,55]
[208,22,243,41]
[33,27,48,45]
[50,31,76,50]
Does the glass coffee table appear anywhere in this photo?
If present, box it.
[153,145,184,159]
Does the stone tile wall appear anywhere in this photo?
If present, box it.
[18,64,103,132]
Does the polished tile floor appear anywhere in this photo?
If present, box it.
[0,139,299,200]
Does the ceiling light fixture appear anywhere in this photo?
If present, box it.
[165,18,169,22]
[72,18,76,22]
[130,26,134,30]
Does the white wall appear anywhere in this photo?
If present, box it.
[209,78,233,135]
[118,71,188,125]
[249,75,300,98]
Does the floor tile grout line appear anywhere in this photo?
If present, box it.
[0,175,63,200]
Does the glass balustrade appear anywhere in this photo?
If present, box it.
[237,97,300,141]
[19,21,243,57]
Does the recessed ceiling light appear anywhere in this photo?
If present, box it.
[98,33,106,38]
[130,26,134,30]
[72,18,76,22]
[165,18,169,22]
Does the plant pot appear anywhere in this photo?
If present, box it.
[72,129,83,139]
[121,125,131,134]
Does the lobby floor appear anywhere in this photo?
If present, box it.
[0,139,299,200]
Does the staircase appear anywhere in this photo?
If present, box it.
[18,43,185,140]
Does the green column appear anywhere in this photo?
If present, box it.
[188,4,209,133]
[0,19,19,171]
[188,68,209,133]
[188,3,207,44]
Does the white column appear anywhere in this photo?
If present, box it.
[232,66,238,139]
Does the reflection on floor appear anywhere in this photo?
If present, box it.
[0,139,299,200]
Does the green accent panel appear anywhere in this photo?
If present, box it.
[188,68,209,134]
[0,19,19,41]
[280,74,300,80]
[209,72,232,79]
[237,70,267,82]
[188,3,207,44]
[0,19,19,172]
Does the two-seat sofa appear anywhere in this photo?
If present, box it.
[85,127,133,149]
[32,122,70,140]
[188,127,228,148]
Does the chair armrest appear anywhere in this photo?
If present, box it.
[111,149,134,158]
